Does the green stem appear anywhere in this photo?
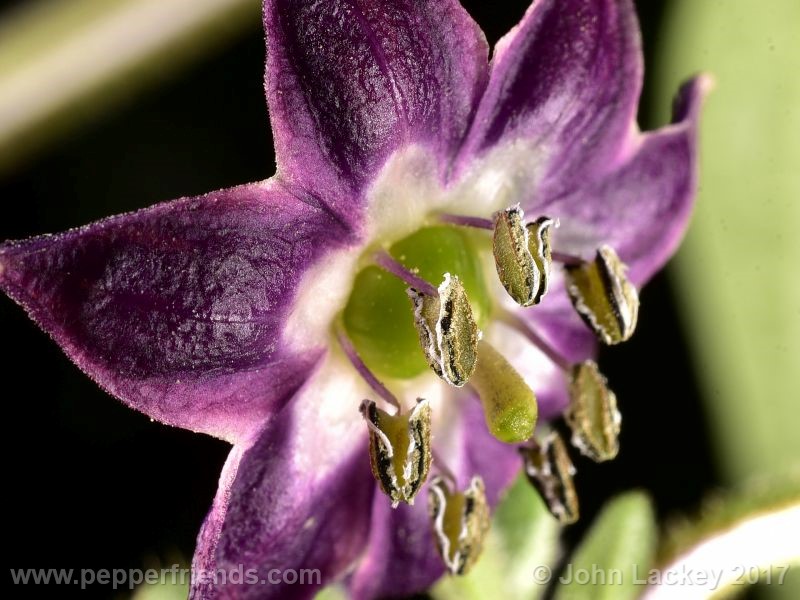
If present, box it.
[0,0,260,174]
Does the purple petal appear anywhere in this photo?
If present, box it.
[459,397,523,505]
[348,499,440,600]
[264,0,489,220]
[457,0,642,190]
[348,396,519,599]
[190,366,374,600]
[0,182,349,443]
[541,75,712,284]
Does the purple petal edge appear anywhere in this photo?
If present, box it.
[519,75,711,395]
[540,74,713,285]
[0,181,350,443]
[264,0,490,224]
[190,372,374,600]
[456,0,643,190]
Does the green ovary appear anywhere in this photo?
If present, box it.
[342,226,490,380]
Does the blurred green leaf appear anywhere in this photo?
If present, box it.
[656,2,800,595]
[131,578,189,600]
[656,0,800,480]
[554,491,656,600]
[313,585,348,600]
[432,474,561,600]
[660,470,800,565]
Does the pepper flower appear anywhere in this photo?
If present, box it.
[0,0,708,598]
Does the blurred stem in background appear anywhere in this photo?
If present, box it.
[0,0,260,175]
[657,0,800,596]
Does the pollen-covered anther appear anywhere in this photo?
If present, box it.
[360,398,432,508]
[565,360,621,462]
[408,273,479,387]
[492,205,555,307]
[469,339,538,444]
[565,245,639,345]
[520,432,579,525]
[428,475,490,576]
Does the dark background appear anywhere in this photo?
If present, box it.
[0,1,725,598]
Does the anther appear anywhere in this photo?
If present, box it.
[429,475,491,576]
[499,312,622,461]
[409,273,479,387]
[492,206,554,307]
[565,360,621,462]
[565,245,639,345]
[520,432,579,525]
[361,398,433,507]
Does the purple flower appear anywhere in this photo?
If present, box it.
[0,0,708,598]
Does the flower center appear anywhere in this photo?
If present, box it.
[335,202,641,575]
[342,225,490,380]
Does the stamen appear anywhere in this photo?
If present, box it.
[409,273,479,387]
[469,339,538,443]
[492,206,554,307]
[429,475,491,576]
[565,360,621,462]
[335,321,401,411]
[438,213,494,230]
[520,432,579,525]
[497,310,573,373]
[565,245,639,345]
[361,398,432,507]
[373,249,439,297]
[499,312,622,461]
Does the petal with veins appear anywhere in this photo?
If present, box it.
[0,181,349,443]
[190,353,375,600]
[264,0,489,222]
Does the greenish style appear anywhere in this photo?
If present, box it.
[469,340,538,443]
[342,226,489,380]
[554,491,657,600]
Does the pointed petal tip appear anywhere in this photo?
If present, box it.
[0,183,346,443]
[674,73,716,124]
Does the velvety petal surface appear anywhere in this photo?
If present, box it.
[518,77,709,373]
[457,0,643,193]
[540,75,711,284]
[348,396,520,599]
[264,0,489,221]
[0,182,349,443]
[190,358,375,600]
